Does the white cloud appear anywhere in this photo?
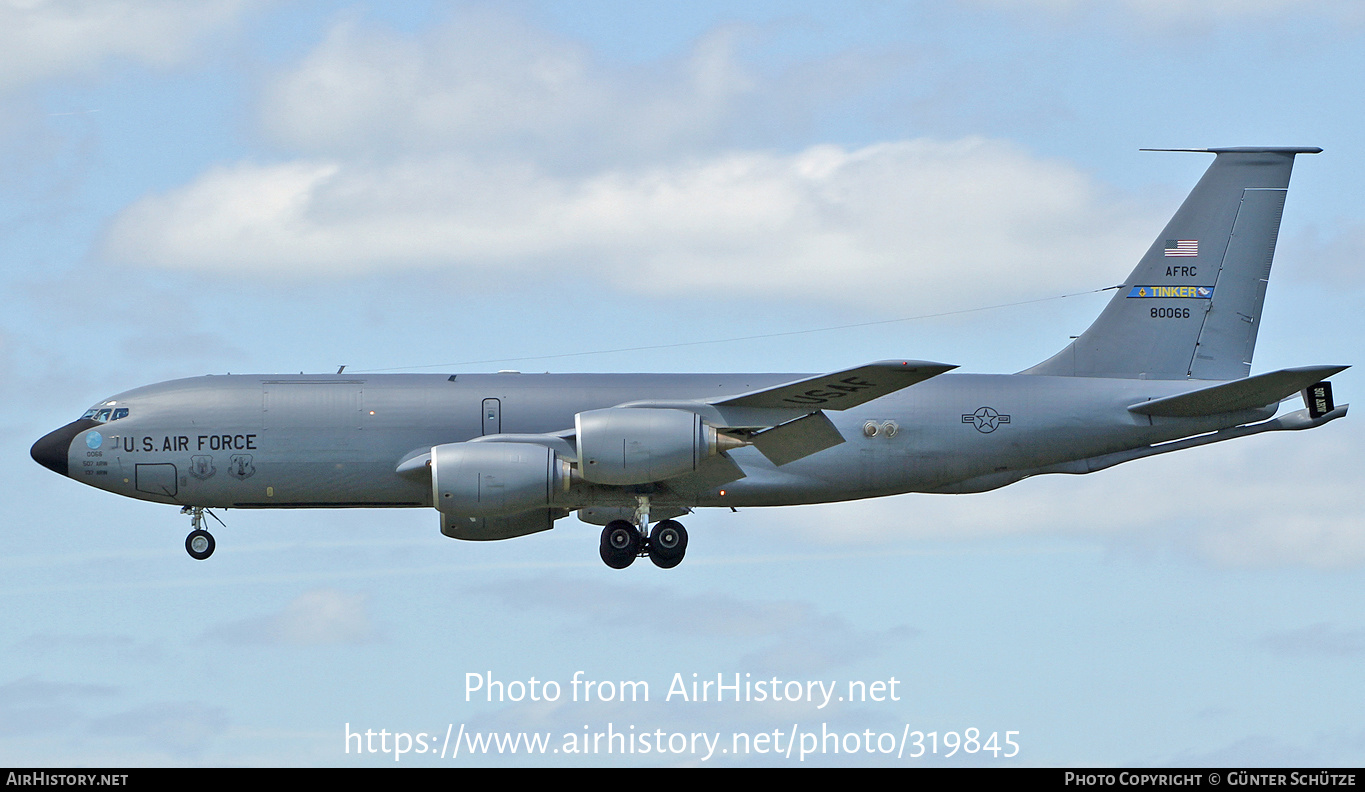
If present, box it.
[98,7,1168,309]
[260,10,756,163]
[0,0,260,94]
[204,588,378,646]
[102,137,1155,311]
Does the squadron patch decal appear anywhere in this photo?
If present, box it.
[230,454,256,480]
[189,455,216,480]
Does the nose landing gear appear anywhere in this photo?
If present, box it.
[181,506,222,560]
[186,528,215,560]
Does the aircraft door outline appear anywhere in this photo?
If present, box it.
[482,398,501,436]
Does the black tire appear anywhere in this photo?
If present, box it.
[648,520,687,569]
[186,529,215,561]
[600,520,640,569]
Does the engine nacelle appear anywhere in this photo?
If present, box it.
[575,408,738,486]
[431,442,571,517]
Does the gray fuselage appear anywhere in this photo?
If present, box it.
[57,371,1269,512]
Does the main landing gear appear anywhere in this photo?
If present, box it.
[598,496,689,570]
[182,506,221,561]
[599,519,688,569]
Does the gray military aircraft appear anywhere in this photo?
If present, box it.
[31,147,1347,569]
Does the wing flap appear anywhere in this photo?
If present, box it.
[748,411,845,466]
[1128,365,1348,417]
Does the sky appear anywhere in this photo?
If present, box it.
[2,0,1363,767]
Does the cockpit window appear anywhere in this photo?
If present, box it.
[81,406,130,423]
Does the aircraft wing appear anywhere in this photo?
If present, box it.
[702,360,954,466]
[1128,365,1348,417]
[710,360,956,410]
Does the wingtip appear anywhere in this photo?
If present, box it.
[872,359,958,373]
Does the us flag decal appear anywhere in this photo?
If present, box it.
[1164,239,1198,257]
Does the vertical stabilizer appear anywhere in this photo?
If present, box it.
[1024,147,1319,380]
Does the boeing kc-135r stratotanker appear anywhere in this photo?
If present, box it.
[31,147,1348,569]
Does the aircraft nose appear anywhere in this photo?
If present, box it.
[30,419,99,477]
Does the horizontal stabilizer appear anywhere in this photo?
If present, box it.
[748,411,845,466]
[713,360,955,411]
[1128,365,1348,417]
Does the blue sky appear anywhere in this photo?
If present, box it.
[3,0,1363,767]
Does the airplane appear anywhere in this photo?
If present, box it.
[30,146,1347,569]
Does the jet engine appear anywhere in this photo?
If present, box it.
[431,442,571,517]
[574,408,743,486]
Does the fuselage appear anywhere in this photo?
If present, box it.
[36,371,1272,512]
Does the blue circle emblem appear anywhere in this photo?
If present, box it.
[86,431,103,450]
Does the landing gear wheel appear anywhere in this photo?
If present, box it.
[599,520,642,569]
[648,520,688,569]
[186,529,215,561]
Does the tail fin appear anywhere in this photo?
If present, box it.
[1024,147,1320,380]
